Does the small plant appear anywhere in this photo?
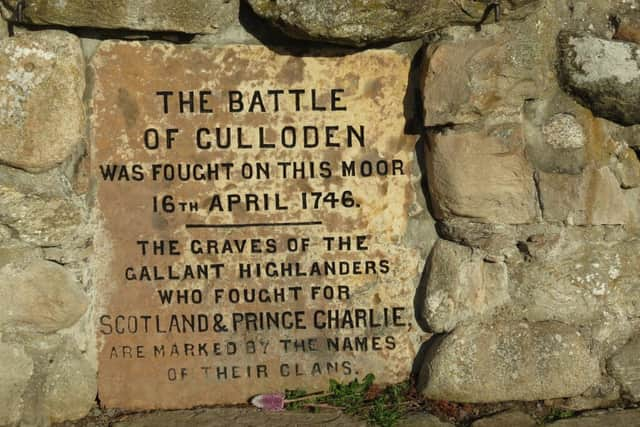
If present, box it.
[367,382,410,427]
[318,373,376,414]
[284,389,309,411]
[542,408,575,423]
[251,375,419,426]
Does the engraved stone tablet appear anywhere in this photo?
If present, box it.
[91,42,428,410]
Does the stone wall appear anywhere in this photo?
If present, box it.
[0,0,639,425]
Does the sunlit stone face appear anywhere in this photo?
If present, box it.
[91,42,428,410]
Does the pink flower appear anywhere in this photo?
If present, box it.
[251,393,286,411]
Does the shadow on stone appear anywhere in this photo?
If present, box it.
[411,333,446,388]
[238,0,359,57]
[413,247,433,334]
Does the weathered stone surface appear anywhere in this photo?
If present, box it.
[558,32,640,126]
[613,147,640,189]
[0,31,84,172]
[0,343,33,426]
[543,114,586,149]
[538,167,635,225]
[6,0,239,34]
[0,164,72,199]
[550,409,640,427]
[421,27,542,127]
[510,239,640,324]
[43,348,96,423]
[92,42,430,409]
[0,184,85,246]
[112,408,366,427]
[606,122,640,151]
[608,337,640,401]
[522,98,589,176]
[0,224,11,241]
[420,239,509,333]
[247,0,540,46]
[472,410,537,427]
[425,126,537,224]
[399,413,454,427]
[0,240,42,269]
[0,260,89,333]
[419,322,599,402]
[557,375,621,411]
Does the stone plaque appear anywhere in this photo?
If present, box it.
[91,42,428,410]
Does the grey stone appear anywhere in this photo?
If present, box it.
[0,342,33,426]
[399,413,454,427]
[112,408,367,427]
[472,410,537,427]
[420,239,509,333]
[0,31,85,172]
[608,336,640,401]
[0,260,89,333]
[590,314,640,359]
[419,321,599,402]
[510,238,640,325]
[550,409,640,427]
[5,0,239,34]
[43,347,96,423]
[558,32,640,126]
[0,183,85,247]
[247,0,540,47]
[543,114,586,149]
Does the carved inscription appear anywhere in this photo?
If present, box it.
[91,43,425,410]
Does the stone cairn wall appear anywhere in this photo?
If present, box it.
[0,0,639,425]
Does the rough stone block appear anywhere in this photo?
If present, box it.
[43,348,96,423]
[8,0,239,34]
[247,0,540,46]
[550,409,640,426]
[510,239,640,325]
[0,343,33,426]
[425,126,537,224]
[422,33,539,127]
[472,410,537,427]
[0,240,42,269]
[420,239,509,333]
[538,167,634,225]
[0,184,85,246]
[613,147,640,189]
[558,32,640,126]
[419,321,599,402]
[0,30,84,172]
[0,260,89,333]
[608,337,640,401]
